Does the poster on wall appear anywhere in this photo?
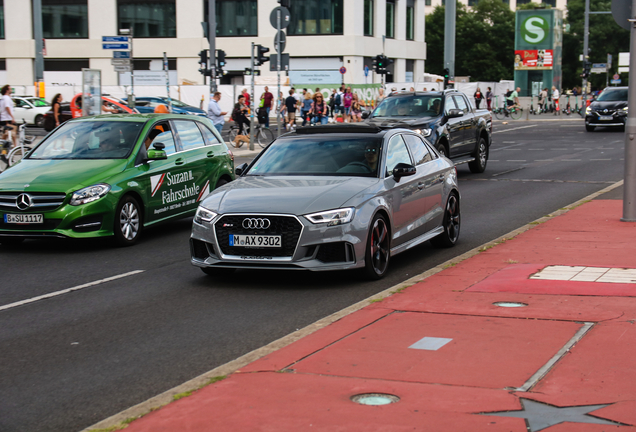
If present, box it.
[514,50,553,70]
[81,69,101,117]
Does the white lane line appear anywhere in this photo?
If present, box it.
[536,159,554,161]
[528,148,544,151]
[492,125,537,134]
[507,160,527,162]
[591,159,611,161]
[563,159,582,161]
[0,270,145,312]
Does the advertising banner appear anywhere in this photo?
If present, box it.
[514,49,553,70]
[81,69,101,117]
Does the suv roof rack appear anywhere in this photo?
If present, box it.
[294,124,382,135]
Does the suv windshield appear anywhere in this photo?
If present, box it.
[29,121,143,160]
[372,95,443,118]
[248,136,384,177]
[597,89,628,102]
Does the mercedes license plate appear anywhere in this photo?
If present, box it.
[4,213,44,224]
[598,115,614,121]
[230,234,281,248]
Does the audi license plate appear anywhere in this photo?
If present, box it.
[230,234,281,248]
[599,115,614,121]
[4,213,44,224]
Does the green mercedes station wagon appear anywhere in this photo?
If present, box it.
[0,114,234,246]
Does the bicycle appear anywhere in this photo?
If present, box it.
[228,120,274,149]
[0,122,35,171]
[494,103,523,120]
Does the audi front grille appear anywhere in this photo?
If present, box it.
[214,215,303,258]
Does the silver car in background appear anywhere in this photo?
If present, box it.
[190,124,460,279]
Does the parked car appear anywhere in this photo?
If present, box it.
[365,90,492,173]
[43,94,138,132]
[13,96,51,128]
[127,97,206,116]
[43,103,72,132]
[0,114,234,246]
[191,124,460,280]
[585,86,628,132]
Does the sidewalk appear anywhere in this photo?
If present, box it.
[87,182,636,432]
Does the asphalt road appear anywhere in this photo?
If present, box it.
[0,119,627,432]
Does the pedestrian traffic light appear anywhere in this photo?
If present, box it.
[255,45,270,66]
[198,49,208,76]
[216,49,226,76]
[443,68,450,88]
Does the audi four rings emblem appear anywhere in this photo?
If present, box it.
[16,194,32,211]
[242,218,271,229]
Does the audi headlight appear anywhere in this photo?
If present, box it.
[70,183,111,206]
[305,208,354,226]
[414,128,432,137]
[194,206,217,224]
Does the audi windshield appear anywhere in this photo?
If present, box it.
[29,121,143,160]
[371,95,443,118]
[247,136,384,177]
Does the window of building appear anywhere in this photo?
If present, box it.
[425,0,431,6]
[406,0,414,40]
[288,0,343,35]
[0,59,5,70]
[118,0,176,38]
[542,0,556,6]
[386,0,395,39]
[364,0,373,37]
[42,0,88,38]
[516,0,531,4]
[0,1,4,39]
[44,59,90,71]
[204,0,257,37]
[132,58,177,70]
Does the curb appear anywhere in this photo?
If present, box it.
[82,179,624,432]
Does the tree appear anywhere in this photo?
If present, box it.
[563,0,629,90]
[425,0,515,82]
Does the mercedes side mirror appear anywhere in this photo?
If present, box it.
[392,163,416,181]
[153,142,165,151]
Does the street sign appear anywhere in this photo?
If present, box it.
[612,0,632,31]
[364,65,369,77]
[608,53,613,68]
[113,51,131,59]
[111,58,131,66]
[114,65,132,72]
[274,30,286,53]
[614,73,620,80]
[269,53,290,71]
[592,63,607,73]
[611,78,622,84]
[102,36,129,43]
[339,67,347,74]
[269,7,291,29]
[102,43,129,50]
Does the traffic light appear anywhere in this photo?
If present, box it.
[255,45,270,66]
[198,49,208,75]
[216,49,226,76]
[443,68,450,88]
[580,61,591,79]
[372,54,382,74]
[385,56,394,72]
[278,0,291,8]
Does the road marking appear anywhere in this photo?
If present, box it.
[492,167,525,177]
[503,149,522,150]
[507,160,527,162]
[562,159,582,161]
[552,148,569,150]
[591,159,611,161]
[599,147,615,150]
[536,159,554,161]
[528,148,544,151]
[492,125,537,134]
[502,141,516,143]
[409,337,453,351]
[0,270,145,312]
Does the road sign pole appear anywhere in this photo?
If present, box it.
[33,0,44,95]
[164,52,172,113]
[249,42,256,151]
[208,0,217,93]
[444,0,456,83]
[622,0,636,221]
[582,0,590,108]
[277,8,281,138]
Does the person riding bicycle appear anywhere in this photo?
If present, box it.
[506,87,520,110]
[232,94,250,135]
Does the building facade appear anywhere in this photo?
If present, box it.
[0,0,427,88]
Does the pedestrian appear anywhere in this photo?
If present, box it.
[285,89,298,130]
[328,89,337,120]
[241,88,250,107]
[572,87,578,96]
[552,86,560,114]
[311,92,328,125]
[376,88,385,106]
[539,87,548,112]
[336,86,345,119]
[207,91,227,136]
[260,86,274,128]
[0,85,17,149]
[350,94,365,122]
[232,94,250,138]
[277,91,287,129]
[51,93,63,128]
[485,87,492,111]
[390,87,397,95]
[343,87,353,122]
[315,87,321,95]
[474,87,483,109]
[410,87,415,91]
[301,91,313,126]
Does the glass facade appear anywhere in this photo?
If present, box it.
[205,0,257,37]
[118,0,176,38]
[0,1,4,39]
[42,0,88,39]
[364,0,374,36]
[288,0,343,35]
[406,0,414,40]
[425,0,431,5]
[386,0,394,39]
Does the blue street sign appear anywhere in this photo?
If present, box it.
[611,79,622,84]
[102,43,129,50]
[364,65,369,77]
[102,36,129,43]
[113,51,131,59]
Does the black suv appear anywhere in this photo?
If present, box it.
[585,87,628,132]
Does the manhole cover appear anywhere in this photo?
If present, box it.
[494,301,528,308]
[351,393,400,406]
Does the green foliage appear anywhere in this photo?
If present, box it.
[563,0,630,89]
[516,2,550,10]
[425,0,515,82]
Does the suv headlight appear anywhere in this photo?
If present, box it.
[194,206,217,224]
[586,106,592,114]
[305,208,354,226]
[70,183,111,206]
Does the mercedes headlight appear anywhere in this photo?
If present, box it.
[70,184,111,206]
[194,206,217,224]
[305,208,354,226]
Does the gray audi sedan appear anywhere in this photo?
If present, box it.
[190,124,460,279]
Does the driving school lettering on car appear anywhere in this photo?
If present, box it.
[150,171,210,205]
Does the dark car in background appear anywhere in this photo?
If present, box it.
[585,87,628,132]
[128,97,206,116]
[365,90,492,173]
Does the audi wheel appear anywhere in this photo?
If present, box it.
[363,213,390,280]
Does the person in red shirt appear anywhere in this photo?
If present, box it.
[260,86,274,128]
[242,88,250,107]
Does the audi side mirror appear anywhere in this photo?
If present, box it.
[392,163,416,181]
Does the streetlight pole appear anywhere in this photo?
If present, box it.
[622,0,636,221]
[276,8,282,137]
[208,0,217,93]
[582,0,590,109]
